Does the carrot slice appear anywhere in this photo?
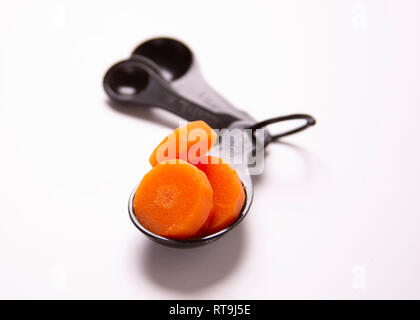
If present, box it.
[196,156,245,235]
[192,210,214,238]
[149,121,218,167]
[133,159,213,239]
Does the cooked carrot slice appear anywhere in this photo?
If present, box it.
[196,156,245,235]
[191,210,214,238]
[149,121,217,167]
[133,159,213,239]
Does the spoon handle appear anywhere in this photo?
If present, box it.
[103,59,239,129]
[143,77,238,128]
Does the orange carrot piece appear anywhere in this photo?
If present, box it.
[149,121,218,167]
[196,156,245,235]
[133,159,213,239]
[191,209,214,238]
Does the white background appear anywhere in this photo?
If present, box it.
[1,0,419,299]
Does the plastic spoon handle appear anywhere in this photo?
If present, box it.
[103,59,239,129]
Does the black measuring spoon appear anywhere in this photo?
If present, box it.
[104,57,239,129]
[103,43,316,247]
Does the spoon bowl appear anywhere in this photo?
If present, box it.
[128,180,252,248]
[105,62,150,98]
[132,37,193,81]
[127,128,255,248]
